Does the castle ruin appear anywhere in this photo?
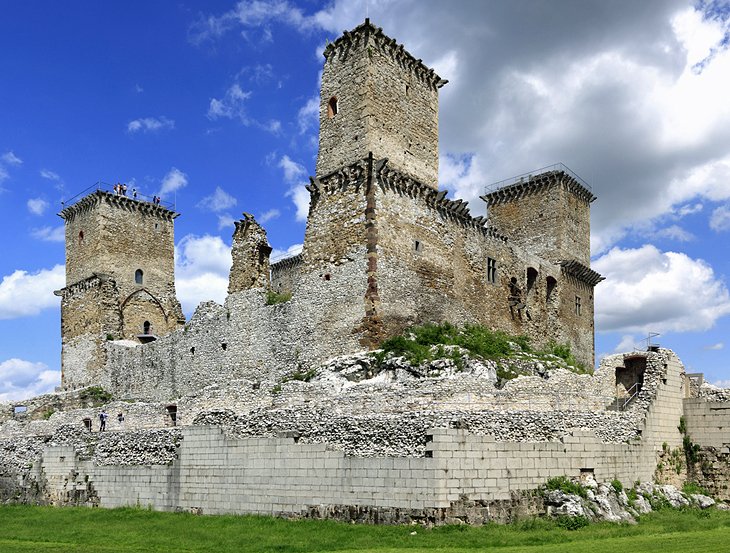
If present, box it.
[1,20,728,524]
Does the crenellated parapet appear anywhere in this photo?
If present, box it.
[323,19,447,91]
[559,259,605,287]
[59,190,179,223]
[482,168,596,207]
[54,273,111,300]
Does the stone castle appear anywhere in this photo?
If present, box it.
[55,19,602,399]
[1,21,729,523]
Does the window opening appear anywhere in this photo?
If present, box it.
[78,230,84,244]
[414,240,423,253]
[166,405,177,427]
[13,405,27,415]
[546,276,557,300]
[575,295,582,316]
[143,321,151,335]
[135,269,143,285]
[83,417,92,431]
[526,267,537,292]
[327,96,338,118]
[487,257,497,284]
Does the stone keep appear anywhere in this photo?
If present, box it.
[55,191,185,390]
[292,20,603,364]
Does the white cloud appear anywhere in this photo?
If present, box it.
[1,151,22,166]
[594,245,730,333]
[278,155,307,183]
[258,208,280,223]
[0,166,8,186]
[285,185,310,222]
[653,224,694,242]
[127,116,175,133]
[31,225,65,242]
[158,167,188,198]
[271,243,303,262]
[217,214,236,231]
[197,186,237,212]
[613,335,639,353]
[0,358,60,402]
[705,342,724,350]
[297,96,319,134]
[40,169,61,181]
[713,379,730,389]
[208,84,252,122]
[710,204,730,231]
[27,198,49,216]
[0,265,64,320]
[135,84,144,93]
[175,234,231,313]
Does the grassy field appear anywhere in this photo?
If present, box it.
[1,506,729,552]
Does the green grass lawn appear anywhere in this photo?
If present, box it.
[1,506,729,553]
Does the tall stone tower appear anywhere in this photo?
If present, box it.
[316,19,446,188]
[55,190,185,390]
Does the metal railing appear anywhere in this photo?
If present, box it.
[60,181,175,210]
[617,382,642,411]
[483,163,592,197]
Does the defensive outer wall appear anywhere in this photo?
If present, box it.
[9,348,730,522]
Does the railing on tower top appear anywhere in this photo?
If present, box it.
[60,181,175,210]
[483,163,592,197]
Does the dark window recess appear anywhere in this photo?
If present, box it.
[575,295,582,316]
[414,240,423,253]
[190,347,195,355]
[82,418,92,431]
[78,230,84,243]
[143,321,151,335]
[166,405,177,426]
[221,343,227,351]
[546,276,557,300]
[324,274,331,281]
[487,257,497,283]
[328,96,338,118]
[526,267,538,292]
[135,269,143,285]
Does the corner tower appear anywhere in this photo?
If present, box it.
[316,19,447,188]
[55,190,185,390]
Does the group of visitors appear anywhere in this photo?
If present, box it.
[112,182,161,205]
[97,410,124,432]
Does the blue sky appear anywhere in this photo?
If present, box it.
[2,0,730,400]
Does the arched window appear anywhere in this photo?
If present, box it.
[135,269,143,285]
[526,267,538,292]
[546,276,557,301]
[143,321,151,335]
[327,96,338,118]
[78,230,84,244]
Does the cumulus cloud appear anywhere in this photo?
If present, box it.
[127,116,175,133]
[710,204,730,231]
[0,358,60,402]
[192,1,730,253]
[31,225,65,242]
[27,198,49,216]
[175,234,231,313]
[593,245,730,333]
[0,265,64,320]
[279,155,307,183]
[197,186,237,212]
[217,214,236,231]
[158,167,188,198]
[652,224,694,242]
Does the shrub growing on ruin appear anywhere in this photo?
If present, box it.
[265,290,292,305]
[545,476,587,498]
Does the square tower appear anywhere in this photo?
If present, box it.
[55,189,185,390]
[316,19,447,188]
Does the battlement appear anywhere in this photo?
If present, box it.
[59,190,179,223]
[560,259,604,287]
[323,19,448,91]
[481,164,596,207]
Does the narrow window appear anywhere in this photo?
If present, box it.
[327,96,338,118]
[13,405,27,415]
[575,295,582,316]
[526,267,537,292]
[135,269,143,285]
[143,321,151,335]
[166,405,177,427]
[487,257,497,284]
[546,276,557,300]
[83,418,92,431]
[78,230,84,244]
[414,240,423,253]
